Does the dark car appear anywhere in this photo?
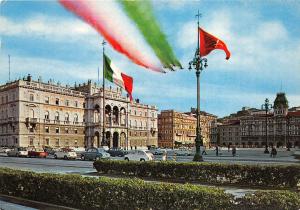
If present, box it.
[107,148,127,157]
[81,148,110,161]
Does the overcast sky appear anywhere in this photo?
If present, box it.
[1,0,300,117]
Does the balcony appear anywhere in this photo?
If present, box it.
[25,117,37,127]
[54,120,60,124]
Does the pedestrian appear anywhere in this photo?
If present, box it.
[232,146,236,157]
[271,147,277,158]
[215,145,219,156]
[201,145,207,155]
[162,150,167,161]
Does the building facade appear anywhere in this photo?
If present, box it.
[158,109,217,148]
[0,75,158,149]
[211,93,300,148]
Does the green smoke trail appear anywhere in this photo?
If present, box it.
[120,0,182,70]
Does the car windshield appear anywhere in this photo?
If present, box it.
[19,147,27,151]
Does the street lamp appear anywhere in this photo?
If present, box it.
[188,46,208,161]
[286,115,291,151]
[261,98,273,154]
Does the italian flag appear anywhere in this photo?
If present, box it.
[104,54,133,101]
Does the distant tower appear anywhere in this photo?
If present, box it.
[273,92,288,116]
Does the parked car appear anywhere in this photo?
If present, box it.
[0,147,12,153]
[54,148,77,160]
[28,148,48,158]
[70,147,86,158]
[124,150,154,161]
[81,148,110,161]
[149,148,167,155]
[44,146,59,155]
[107,148,127,157]
[174,148,192,156]
[7,147,28,157]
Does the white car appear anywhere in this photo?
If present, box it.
[149,148,167,155]
[124,150,154,161]
[0,147,12,153]
[7,147,28,157]
[174,148,193,156]
[54,148,77,160]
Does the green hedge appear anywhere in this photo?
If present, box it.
[0,168,299,210]
[93,160,300,189]
[0,168,234,210]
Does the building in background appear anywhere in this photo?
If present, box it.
[158,109,217,148]
[0,75,158,149]
[211,93,300,148]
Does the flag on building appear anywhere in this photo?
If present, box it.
[199,27,231,60]
[104,54,133,101]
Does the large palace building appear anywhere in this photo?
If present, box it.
[0,75,158,149]
[210,93,300,148]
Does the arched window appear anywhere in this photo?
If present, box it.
[74,114,78,123]
[65,113,69,122]
[45,111,49,119]
[55,112,59,121]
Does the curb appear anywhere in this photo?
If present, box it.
[0,194,78,210]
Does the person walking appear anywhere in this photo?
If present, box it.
[201,145,207,155]
[215,145,219,156]
[271,146,277,158]
[162,150,167,161]
[232,146,236,157]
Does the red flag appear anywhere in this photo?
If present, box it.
[199,27,231,60]
[121,73,133,101]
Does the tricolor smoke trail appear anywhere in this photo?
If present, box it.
[121,0,182,70]
[59,0,181,72]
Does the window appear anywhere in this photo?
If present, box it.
[65,128,69,133]
[74,140,78,145]
[55,112,59,121]
[45,138,50,145]
[55,127,60,134]
[83,103,85,108]
[55,98,59,105]
[45,111,49,120]
[75,101,78,107]
[45,97,49,104]
[45,126,49,133]
[55,139,59,146]
[74,129,78,134]
[65,113,69,122]
[65,100,69,106]
[65,140,69,146]
[29,138,34,146]
[29,126,34,133]
[74,114,78,123]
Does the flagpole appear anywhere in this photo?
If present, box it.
[102,40,106,147]
[188,11,208,162]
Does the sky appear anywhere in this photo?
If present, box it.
[0,0,300,117]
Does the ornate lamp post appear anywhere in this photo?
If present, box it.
[188,12,208,161]
[261,98,272,154]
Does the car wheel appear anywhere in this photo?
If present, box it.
[125,157,129,161]
[81,155,85,161]
[64,155,68,160]
[16,153,19,157]
[140,158,145,162]
[54,155,58,159]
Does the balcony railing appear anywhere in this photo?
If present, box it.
[25,117,37,124]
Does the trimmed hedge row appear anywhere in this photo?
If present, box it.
[0,168,300,210]
[93,160,300,188]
